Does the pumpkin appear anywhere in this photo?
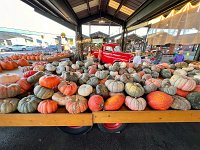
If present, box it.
[58,81,77,96]
[0,73,20,84]
[78,84,93,97]
[109,92,125,97]
[71,64,79,70]
[52,92,69,106]
[52,61,59,66]
[34,85,54,99]
[126,62,134,68]
[95,71,109,79]
[142,74,152,80]
[17,78,32,93]
[170,75,196,91]
[37,100,58,113]
[96,84,109,98]
[193,85,200,92]
[145,78,162,88]
[132,73,142,83]
[137,71,145,77]
[33,65,45,71]
[173,69,187,76]
[55,66,65,75]
[0,84,21,98]
[86,77,99,87]
[17,59,30,67]
[176,89,189,97]
[119,62,127,69]
[127,68,135,74]
[23,70,38,78]
[88,67,97,74]
[85,61,93,68]
[98,64,104,70]
[151,71,159,78]
[0,98,19,113]
[175,62,188,68]
[76,61,84,66]
[27,71,45,84]
[65,95,88,114]
[39,75,61,89]
[61,71,79,82]
[17,95,41,113]
[186,92,200,109]
[120,73,133,83]
[143,68,151,74]
[0,60,14,70]
[104,95,125,111]
[151,65,161,72]
[79,73,90,84]
[169,64,176,69]
[88,95,104,112]
[147,91,173,110]
[45,63,56,72]
[118,68,128,75]
[105,80,124,93]
[160,69,172,78]
[144,84,157,94]
[125,96,146,111]
[171,95,191,110]
[182,67,194,72]
[125,82,144,97]
[159,79,177,95]
[110,71,118,76]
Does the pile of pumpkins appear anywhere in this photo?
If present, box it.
[0,59,200,114]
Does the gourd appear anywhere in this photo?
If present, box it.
[88,95,104,112]
[151,65,161,72]
[56,66,65,75]
[95,71,109,79]
[58,81,77,96]
[86,77,99,87]
[143,84,157,94]
[125,82,144,97]
[23,70,38,78]
[79,73,90,84]
[39,75,61,89]
[27,71,45,83]
[45,63,56,72]
[110,71,118,76]
[159,79,176,95]
[142,74,152,80]
[78,84,93,97]
[52,92,69,106]
[125,96,146,111]
[96,84,109,98]
[118,68,128,75]
[17,78,32,93]
[171,95,191,110]
[151,71,159,78]
[175,62,188,68]
[173,69,187,76]
[104,95,125,110]
[34,85,54,99]
[186,92,200,109]
[0,73,20,84]
[61,71,79,82]
[65,95,88,114]
[71,64,79,70]
[105,80,124,93]
[145,78,162,88]
[119,62,127,69]
[146,91,173,110]
[160,69,172,78]
[17,95,41,113]
[37,100,58,113]
[120,73,133,83]
[143,68,151,74]
[0,98,19,113]
[0,84,21,98]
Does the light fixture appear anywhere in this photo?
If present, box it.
[99,18,105,24]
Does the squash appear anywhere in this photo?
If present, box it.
[132,73,142,83]
[144,84,157,94]
[0,73,20,84]
[52,61,59,66]
[142,74,152,80]
[17,95,41,113]
[39,75,61,89]
[78,84,93,97]
[79,73,90,84]
[125,82,144,97]
[120,73,133,83]
[170,75,196,91]
[65,95,88,114]
[86,77,99,87]
[119,62,127,69]
[17,59,30,67]
[96,84,109,98]
[109,62,120,71]
[88,95,104,112]
[143,68,151,74]
[182,67,194,72]
[173,69,187,76]
[45,63,56,72]
[109,92,125,97]
[146,91,173,110]
[104,95,125,111]
[105,80,124,93]
[125,96,146,111]
[0,60,14,70]
[110,71,118,76]
[186,92,200,109]
[118,68,128,75]
[34,85,54,99]
[160,69,172,78]
[95,71,109,79]
[171,95,191,110]
[151,65,161,72]
[17,78,32,93]
[193,85,200,92]
[159,79,176,95]
[61,71,79,82]
[176,89,189,97]
[175,62,188,68]
[71,64,79,70]
[169,64,176,69]
[58,81,77,96]
[0,84,21,98]
[52,92,69,106]
[127,68,135,74]
[27,71,45,83]
[37,100,58,113]
[23,70,38,78]
[85,61,93,68]
[76,61,84,66]
[56,66,65,75]
[98,64,104,70]
[145,78,162,88]
[104,63,112,69]
[0,98,19,113]
[33,65,45,71]
[151,71,159,78]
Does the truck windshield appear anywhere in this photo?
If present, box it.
[114,46,121,52]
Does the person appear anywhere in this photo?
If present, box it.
[173,49,184,63]
[133,50,142,66]
[153,47,163,64]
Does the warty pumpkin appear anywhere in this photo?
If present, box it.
[125,82,144,97]
[39,75,61,89]
[88,95,104,112]
[34,85,54,99]
[0,84,21,98]
[0,98,19,113]
[105,80,124,93]
[78,84,93,97]
[58,81,77,96]
[104,95,125,111]
[37,100,58,113]
[171,95,191,110]
[125,96,146,111]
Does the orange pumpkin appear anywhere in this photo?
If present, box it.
[37,100,58,114]
[99,78,107,84]
[88,95,104,112]
[126,63,134,68]
[12,61,18,69]
[0,65,2,72]
[39,75,61,89]
[104,95,125,111]
[17,78,32,93]
[137,71,145,77]
[58,81,77,96]
[176,89,189,97]
[193,85,200,92]
[17,59,30,67]
[147,91,173,110]
[0,61,14,70]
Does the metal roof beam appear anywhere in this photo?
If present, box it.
[113,0,126,17]
[86,0,91,15]
[79,14,100,24]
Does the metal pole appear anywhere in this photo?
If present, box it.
[194,44,200,61]
[121,24,126,52]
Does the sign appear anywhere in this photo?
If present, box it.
[92,38,103,44]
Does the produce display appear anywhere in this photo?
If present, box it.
[0,56,199,115]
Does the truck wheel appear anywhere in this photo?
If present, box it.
[97,123,127,133]
[58,126,92,135]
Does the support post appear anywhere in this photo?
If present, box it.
[121,23,126,52]
[194,44,200,61]
[74,25,83,61]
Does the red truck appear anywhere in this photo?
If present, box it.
[92,43,133,64]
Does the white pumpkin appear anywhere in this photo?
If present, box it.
[104,63,112,68]
[78,84,93,97]
[71,64,79,70]
[56,66,65,74]
[119,62,127,69]
[105,80,124,92]
[59,61,68,67]
[45,63,56,72]
[110,71,118,76]
[52,92,68,106]
[95,71,109,79]
[173,69,187,76]
[194,74,200,80]
[98,64,104,70]
[182,67,194,72]
[125,96,146,111]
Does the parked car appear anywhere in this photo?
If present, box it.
[9,45,27,51]
[45,45,59,51]
[92,43,133,64]
[26,46,43,51]
[0,46,11,52]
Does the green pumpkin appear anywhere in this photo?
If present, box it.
[151,71,159,78]
[96,84,109,98]
[186,92,200,110]
[118,68,128,75]
[169,64,176,69]
[27,71,45,83]
[34,85,54,99]
[120,73,133,83]
[160,69,172,78]
[0,98,19,113]
[17,95,41,113]
[125,82,144,97]
[144,84,157,94]
[127,68,135,74]
[132,73,142,83]
[86,77,99,87]
[143,68,152,74]
[109,62,120,71]
[160,79,177,95]
[79,73,90,84]
[61,71,79,82]
[171,95,191,110]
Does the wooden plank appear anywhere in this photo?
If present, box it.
[0,113,92,126]
[93,110,200,123]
